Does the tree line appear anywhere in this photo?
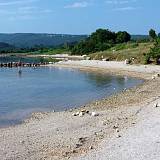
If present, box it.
[71,29,131,55]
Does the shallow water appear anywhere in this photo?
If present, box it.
[0,67,143,127]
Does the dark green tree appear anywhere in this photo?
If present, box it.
[149,29,157,40]
[71,28,131,55]
[90,29,116,44]
[146,38,160,64]
[116,31,131,43]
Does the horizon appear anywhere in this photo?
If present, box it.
[0,0,160,35]
[0,32,152,35]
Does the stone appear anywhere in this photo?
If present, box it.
[117,135,121,138]
[152,76,156,80]
[152,74,160,80]
[79,112,84,117]
[76,112,80,116]
[72,113,77,116]
[91,112,99,117]
[89,146,93,150]
[102,121,106,125]
[155,102,160,108]
[124,59,130,64]
[113,124,119,129]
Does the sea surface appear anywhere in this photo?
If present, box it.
[0,65,143,127]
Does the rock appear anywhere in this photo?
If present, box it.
[124,59,130,64]
[72,113,77,116]
[79,112,84,117]
[113,124,119,129]
[91,112,99,117]
[86,110,90,114]
[117,135,121,138]
[20,140,25,144]
[155,73,160,78]
[81,109,88,113]
[89,146,93,150]
[152,75,156,80]
[102,121,106,126]
[152,74,160,80]
[76,112,80,116]
[155,102,160,108]
[75,143,82,148]
[78,137,86,143]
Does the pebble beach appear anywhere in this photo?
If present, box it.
[1,60,160,160]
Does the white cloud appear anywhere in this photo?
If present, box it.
[0,0,39,6]
[113,6,136,11]
[64,1,89,8]
[9,15,36,21]
[106,0,137,5]
[0,7,53,15]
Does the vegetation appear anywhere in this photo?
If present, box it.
[0,28,160,65]
[149,29,157,40]
[145,38,160,64]
[0,42,15,52]
[0,33,87,48]
[71,29,131,55]
[89,42,153,64]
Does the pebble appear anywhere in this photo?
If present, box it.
[20,140,25,144]
[89,146,93,150]
[113,124,119,129]
[91,112,99,117]
[117,135,121,138]
[79,112,84,117]
[77,111,81,115]
[72,113,77,116]
[155,102,160,108]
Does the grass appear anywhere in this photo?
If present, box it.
[29,48,71,55]
[89,42,153,64]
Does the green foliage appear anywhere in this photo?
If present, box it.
[149,29,157,40]
[0,33,87,48]
[89,42,153,64]
[146,38,160,64]
[71,28,131,55]
[116,31,131,43]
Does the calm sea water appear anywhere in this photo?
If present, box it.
[0,56,44,63]
[0,66,143,127]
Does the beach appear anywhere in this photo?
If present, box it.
[0,60,160,160]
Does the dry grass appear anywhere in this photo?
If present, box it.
[89,42,153,64]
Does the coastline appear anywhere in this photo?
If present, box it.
[0,60,160,160]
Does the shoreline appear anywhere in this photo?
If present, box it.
[52,60,160,80]
[0,60,160,160]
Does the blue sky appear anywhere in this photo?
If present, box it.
[0,0,159,34]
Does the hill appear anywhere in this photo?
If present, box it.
[0,33,87,48]
[0,42,15,52]
[89,42,153,64]
[131,35,149,40]
[0,33,149,49]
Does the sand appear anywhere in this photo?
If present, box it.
[0,60,160,160]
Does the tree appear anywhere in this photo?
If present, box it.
[116,31,131,43]
[149,29,157,40]
[71,28,131,55]
[90,29,116,44]
[146,38,160,64]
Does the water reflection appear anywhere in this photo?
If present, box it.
[0,67,143,127]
